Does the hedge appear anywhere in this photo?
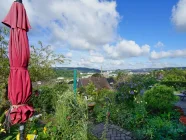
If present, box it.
[160,81,186,90]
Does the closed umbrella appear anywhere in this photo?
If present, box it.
[2,0,34,135]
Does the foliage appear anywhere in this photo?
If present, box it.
[30,83,69,113]
[109,93,186,140]
[135,116,186,140]
[85,82,98,101]
[0,27,9,117]
[91,89,114,123]
[92,73,102,77]
[0,27,9,85]
[109,95,147,130]
[161,81,186,91]
[43,90,87,140]
[93,98,111,123]
[54,69,80,78]
[26,88,88,140]
[162,68,186,82]
[115,71,131,82]
[115,74,158,106]
[115,82,139,107]
[144,85,177,113]
[29,41,65,82]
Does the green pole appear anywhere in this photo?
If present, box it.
[73,69,77,99]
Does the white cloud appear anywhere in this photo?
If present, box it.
[89,50,104,63]
[172,0,186,31]
[150,49,186,59]
[110,60,124,66]
[89,50,102,57]
[155,41,164,48]
[90,56,104,63]
[0,0,120,50]
[66,52,72,58]
[103,39,150,59]
[77,58,92,67]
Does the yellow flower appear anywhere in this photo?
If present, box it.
[0,123,2,127]
[0,129,6,133]
[16,133,20,140]
[43,127,47,134]
[26,134,37,140]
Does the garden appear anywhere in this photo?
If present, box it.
[89,72,186,140]
[1,26,186,140]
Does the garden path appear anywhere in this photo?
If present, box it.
[175,98,186,115]
[91,123,134,140]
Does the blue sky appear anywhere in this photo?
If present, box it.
[1,0,186,70]
[117,0,185,49]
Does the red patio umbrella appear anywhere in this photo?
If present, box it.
[2,0,34,128]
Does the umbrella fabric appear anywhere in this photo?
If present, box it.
[2,1,34,125]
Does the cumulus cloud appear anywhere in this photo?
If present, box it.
[172,0,186,31]
[150,49,186,59]
[77,58,92,67]
[110,60,124,66]
[155,41,164,48]
[0,0,119,50]
[77,53,104,67]
[90,56,104,63]
[103,40,150,59]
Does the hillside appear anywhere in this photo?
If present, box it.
[54,67,101,73]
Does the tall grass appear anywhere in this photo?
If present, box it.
[54,90,88,140]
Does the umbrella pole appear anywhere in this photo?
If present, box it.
[19,124,25,140]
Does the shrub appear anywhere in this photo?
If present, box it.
[115,82,139,107]
[110,95,147,130]
[26,89,88,140]
[47,90,88,140]
[135,116,186,140]
[30,83,69,113]
[160,81,186,91]
[144,85,177,113]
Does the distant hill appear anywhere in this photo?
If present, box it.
[54,67,101,73]
[115,67,186,73]
[54,67,186,74]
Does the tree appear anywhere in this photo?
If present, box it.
[29,41,65,82]
[115,71,131,83]
[0,27,9,115]
[0,27,9,85]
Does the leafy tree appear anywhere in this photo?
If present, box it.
[92,73,102,77]
[0,27,9,115]
[163,68,186,81]
[144,85,177,113]
[29,41,65,82]
[115,71,131,83]
[0,27,9,85]
[54,69,80,78]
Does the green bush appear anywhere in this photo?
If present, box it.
[135,116,186,140]
[46,90,88,140]
[110,95,147,130]
[26,89,88,140]
[93,89,115,123]
[144,85,177,113]
[160,81,186,91]
[30,83,69,113]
